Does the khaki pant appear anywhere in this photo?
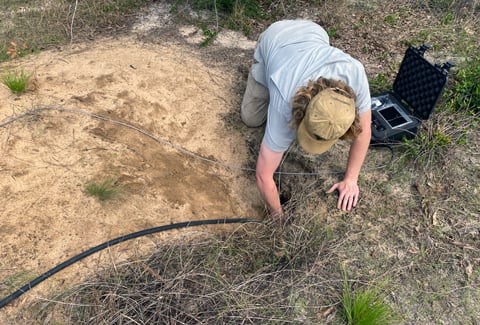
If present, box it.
[240,70,269,127]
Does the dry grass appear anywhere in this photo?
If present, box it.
[0,0,153,61]
[18,221,344,324]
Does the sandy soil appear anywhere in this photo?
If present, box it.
[0,22,266,316]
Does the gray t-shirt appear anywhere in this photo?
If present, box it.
[251,20,371,152]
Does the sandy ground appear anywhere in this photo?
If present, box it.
[0,25,266,317]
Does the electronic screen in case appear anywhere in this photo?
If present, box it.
[377,105,412,129]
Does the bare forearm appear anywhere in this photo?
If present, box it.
[256,175,282,216]
[344,129,370,181]
[329,121,371,211]
[344,112,371,181]
[255,142,285,217]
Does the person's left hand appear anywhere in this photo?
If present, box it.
[327,179,359,211]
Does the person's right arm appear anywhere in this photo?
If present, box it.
[255,141,284,218]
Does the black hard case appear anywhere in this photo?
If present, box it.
[370,45,451,143]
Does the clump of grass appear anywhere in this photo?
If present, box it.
[1,70,31,94]
[447,57,480,114]
[384,13,399,25]
[341,266,399,325]
[401,125,451,166]
[1,271,36,295]
[85,178,122,201]
[369,73,393,96]
[400,102,477,170]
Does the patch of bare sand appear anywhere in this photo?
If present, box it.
[0,37,263,316]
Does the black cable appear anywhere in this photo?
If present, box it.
[0,218,262,309]
[368,142,396,168]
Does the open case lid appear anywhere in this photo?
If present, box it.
[393,45,452,120]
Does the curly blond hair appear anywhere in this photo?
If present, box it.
[290,78,362,140]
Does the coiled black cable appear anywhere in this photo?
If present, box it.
[0,218,261,309]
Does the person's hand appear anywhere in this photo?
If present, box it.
[327,179,359,211]
[269,208,284,220]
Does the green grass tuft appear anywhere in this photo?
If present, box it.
[342,266,399,325]
[85,178,122,201]
[447,58,480,114]
[2,70,31,94]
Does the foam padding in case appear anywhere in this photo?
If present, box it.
[393,47,448,120]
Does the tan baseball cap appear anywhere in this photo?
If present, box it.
[297,87,355,154]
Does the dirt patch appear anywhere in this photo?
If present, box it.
[0,35,264,314]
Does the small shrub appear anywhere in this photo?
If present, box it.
[199,23,219,47]
[2,70,31,94]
